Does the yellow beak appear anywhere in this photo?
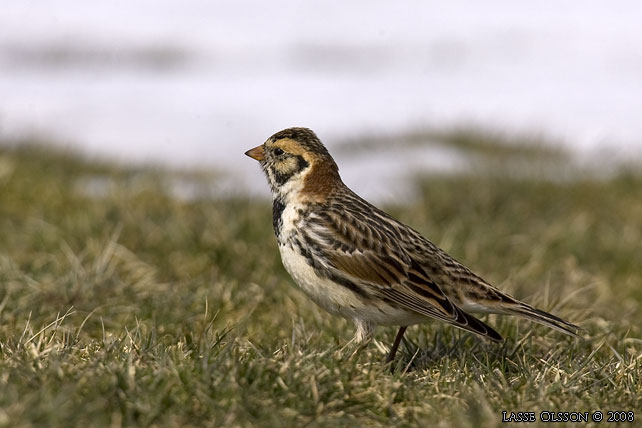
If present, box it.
[244,145,265,161]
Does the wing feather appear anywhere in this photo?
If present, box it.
[303,201,503,342]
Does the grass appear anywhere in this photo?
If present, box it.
[0,136,641,427]
[336,126,570,162]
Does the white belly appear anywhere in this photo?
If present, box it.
[278,244,427,326]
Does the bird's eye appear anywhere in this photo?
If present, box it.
[274,148,284,156]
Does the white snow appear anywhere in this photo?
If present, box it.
[1,1,641,200]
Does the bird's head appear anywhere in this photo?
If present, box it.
[245,127,341,202]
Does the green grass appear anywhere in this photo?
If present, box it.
[337,126,570,162]
[0,137,641,427]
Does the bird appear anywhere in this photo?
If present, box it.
[245,127,579,363]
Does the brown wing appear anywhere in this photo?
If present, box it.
[302,202,503,342]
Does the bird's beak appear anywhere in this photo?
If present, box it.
[244,145,265,161]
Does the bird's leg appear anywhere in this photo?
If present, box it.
[386,326,408,364]
[340,320,374,359]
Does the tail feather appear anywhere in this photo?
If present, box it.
[504,303,580,337]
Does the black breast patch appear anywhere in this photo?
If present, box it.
[272,198,286,236]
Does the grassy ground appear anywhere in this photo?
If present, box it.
[0,137,641,427]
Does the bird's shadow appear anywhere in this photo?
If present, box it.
[386,328,562,376]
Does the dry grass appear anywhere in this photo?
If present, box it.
[0,136,640,427]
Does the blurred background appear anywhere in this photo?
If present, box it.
[1,0,642,200]
[2,3,642,424]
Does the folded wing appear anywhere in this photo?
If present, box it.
[301,205,503,342]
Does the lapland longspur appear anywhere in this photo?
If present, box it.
[246,127,579,362]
